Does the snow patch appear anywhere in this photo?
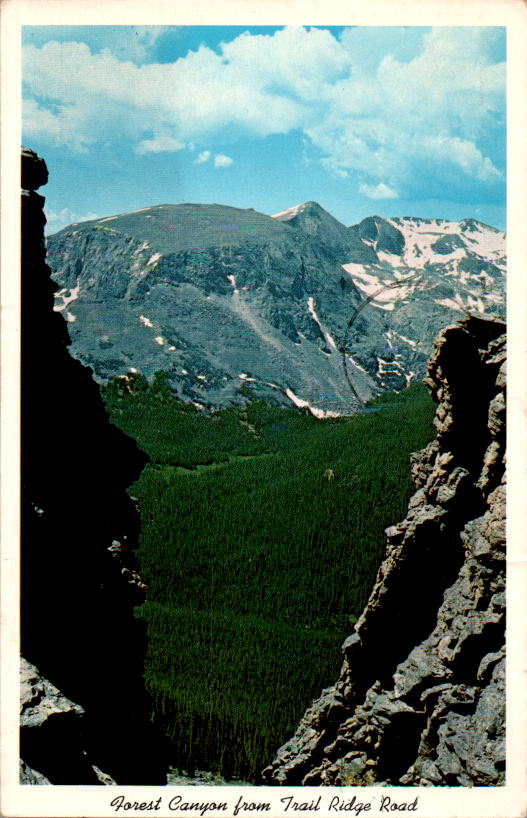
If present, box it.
[397,333,417,348]
[134,241,150,254]
[387,331,417,348]
[377,250,402,266]
[272,202,310,221]
[461,228,505,260]
[65,311,77,323]
[54,281,80,312]
[341,265,409,306]
[139,315,154,328]
[307,297,337,350]
[347,355,368,375]
[467,295,485,314]
[147,253,162,266]
[98,216,118,223]
[386,217,505,269]
[377,357,405,377]
[435,296,465,312]
[285,388,341,419]
[154,336,165,345]
[226,274,239,294]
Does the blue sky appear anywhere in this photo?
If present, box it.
[22,25,506,233]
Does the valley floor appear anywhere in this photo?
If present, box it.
[102,378,436,781]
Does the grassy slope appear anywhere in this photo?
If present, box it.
[55,204,295,255]
[102,376,436,780]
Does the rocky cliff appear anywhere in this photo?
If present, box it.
[45,202,505,415]
[263,314,506,786]
[20,147,166,783]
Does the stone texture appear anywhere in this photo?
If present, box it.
[19,658,112,784]
[20,148,166,783]
[263,315,506,787]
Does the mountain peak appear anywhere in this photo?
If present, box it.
[271,201,326,222]
[351,215,405,256]
[459,217,502,235]
[270,200,374,262]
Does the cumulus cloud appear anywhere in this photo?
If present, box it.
[214,153,233,168]
[360,182,398,200]
[137,136,185,154]
[23,25,171,64]
[23,26,505,202]
[101,26,170,62]
[193,150,233,168]
[195,150,211,164]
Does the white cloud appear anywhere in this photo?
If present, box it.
[23,26,505,198]
[24,26,171,64]
[110,26,169,62]
[214,153,233,168]
[195,150,211,164]
[418,135,501,182]
[360,182,398,200]
[137,136,184,154]
[45,207,99,233]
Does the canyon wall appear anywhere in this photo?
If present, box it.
[20,147,166,784]
[263,314,506,786]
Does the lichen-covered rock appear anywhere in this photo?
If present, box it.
[263,315,506,786]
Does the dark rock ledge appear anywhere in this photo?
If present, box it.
[20,147,166,783]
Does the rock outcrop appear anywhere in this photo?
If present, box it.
[20,148,166,783]
[263,314,506,786]
[20,657,116,785]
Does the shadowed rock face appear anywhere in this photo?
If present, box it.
[263,315,506,787]
[20,148,166,784]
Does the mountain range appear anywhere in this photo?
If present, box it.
[47,201,506,414]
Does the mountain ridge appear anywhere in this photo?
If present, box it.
[47,199,505,414]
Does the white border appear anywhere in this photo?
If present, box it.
[2,2,526,816]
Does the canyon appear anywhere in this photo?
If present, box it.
[19,148,506,788]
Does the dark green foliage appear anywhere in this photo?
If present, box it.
[102,378,435,781]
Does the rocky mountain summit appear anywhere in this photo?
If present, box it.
[46,201,505,415]
[263,314,506,786]
[20,147,166,784]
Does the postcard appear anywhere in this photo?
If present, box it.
[1,1,526,816]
